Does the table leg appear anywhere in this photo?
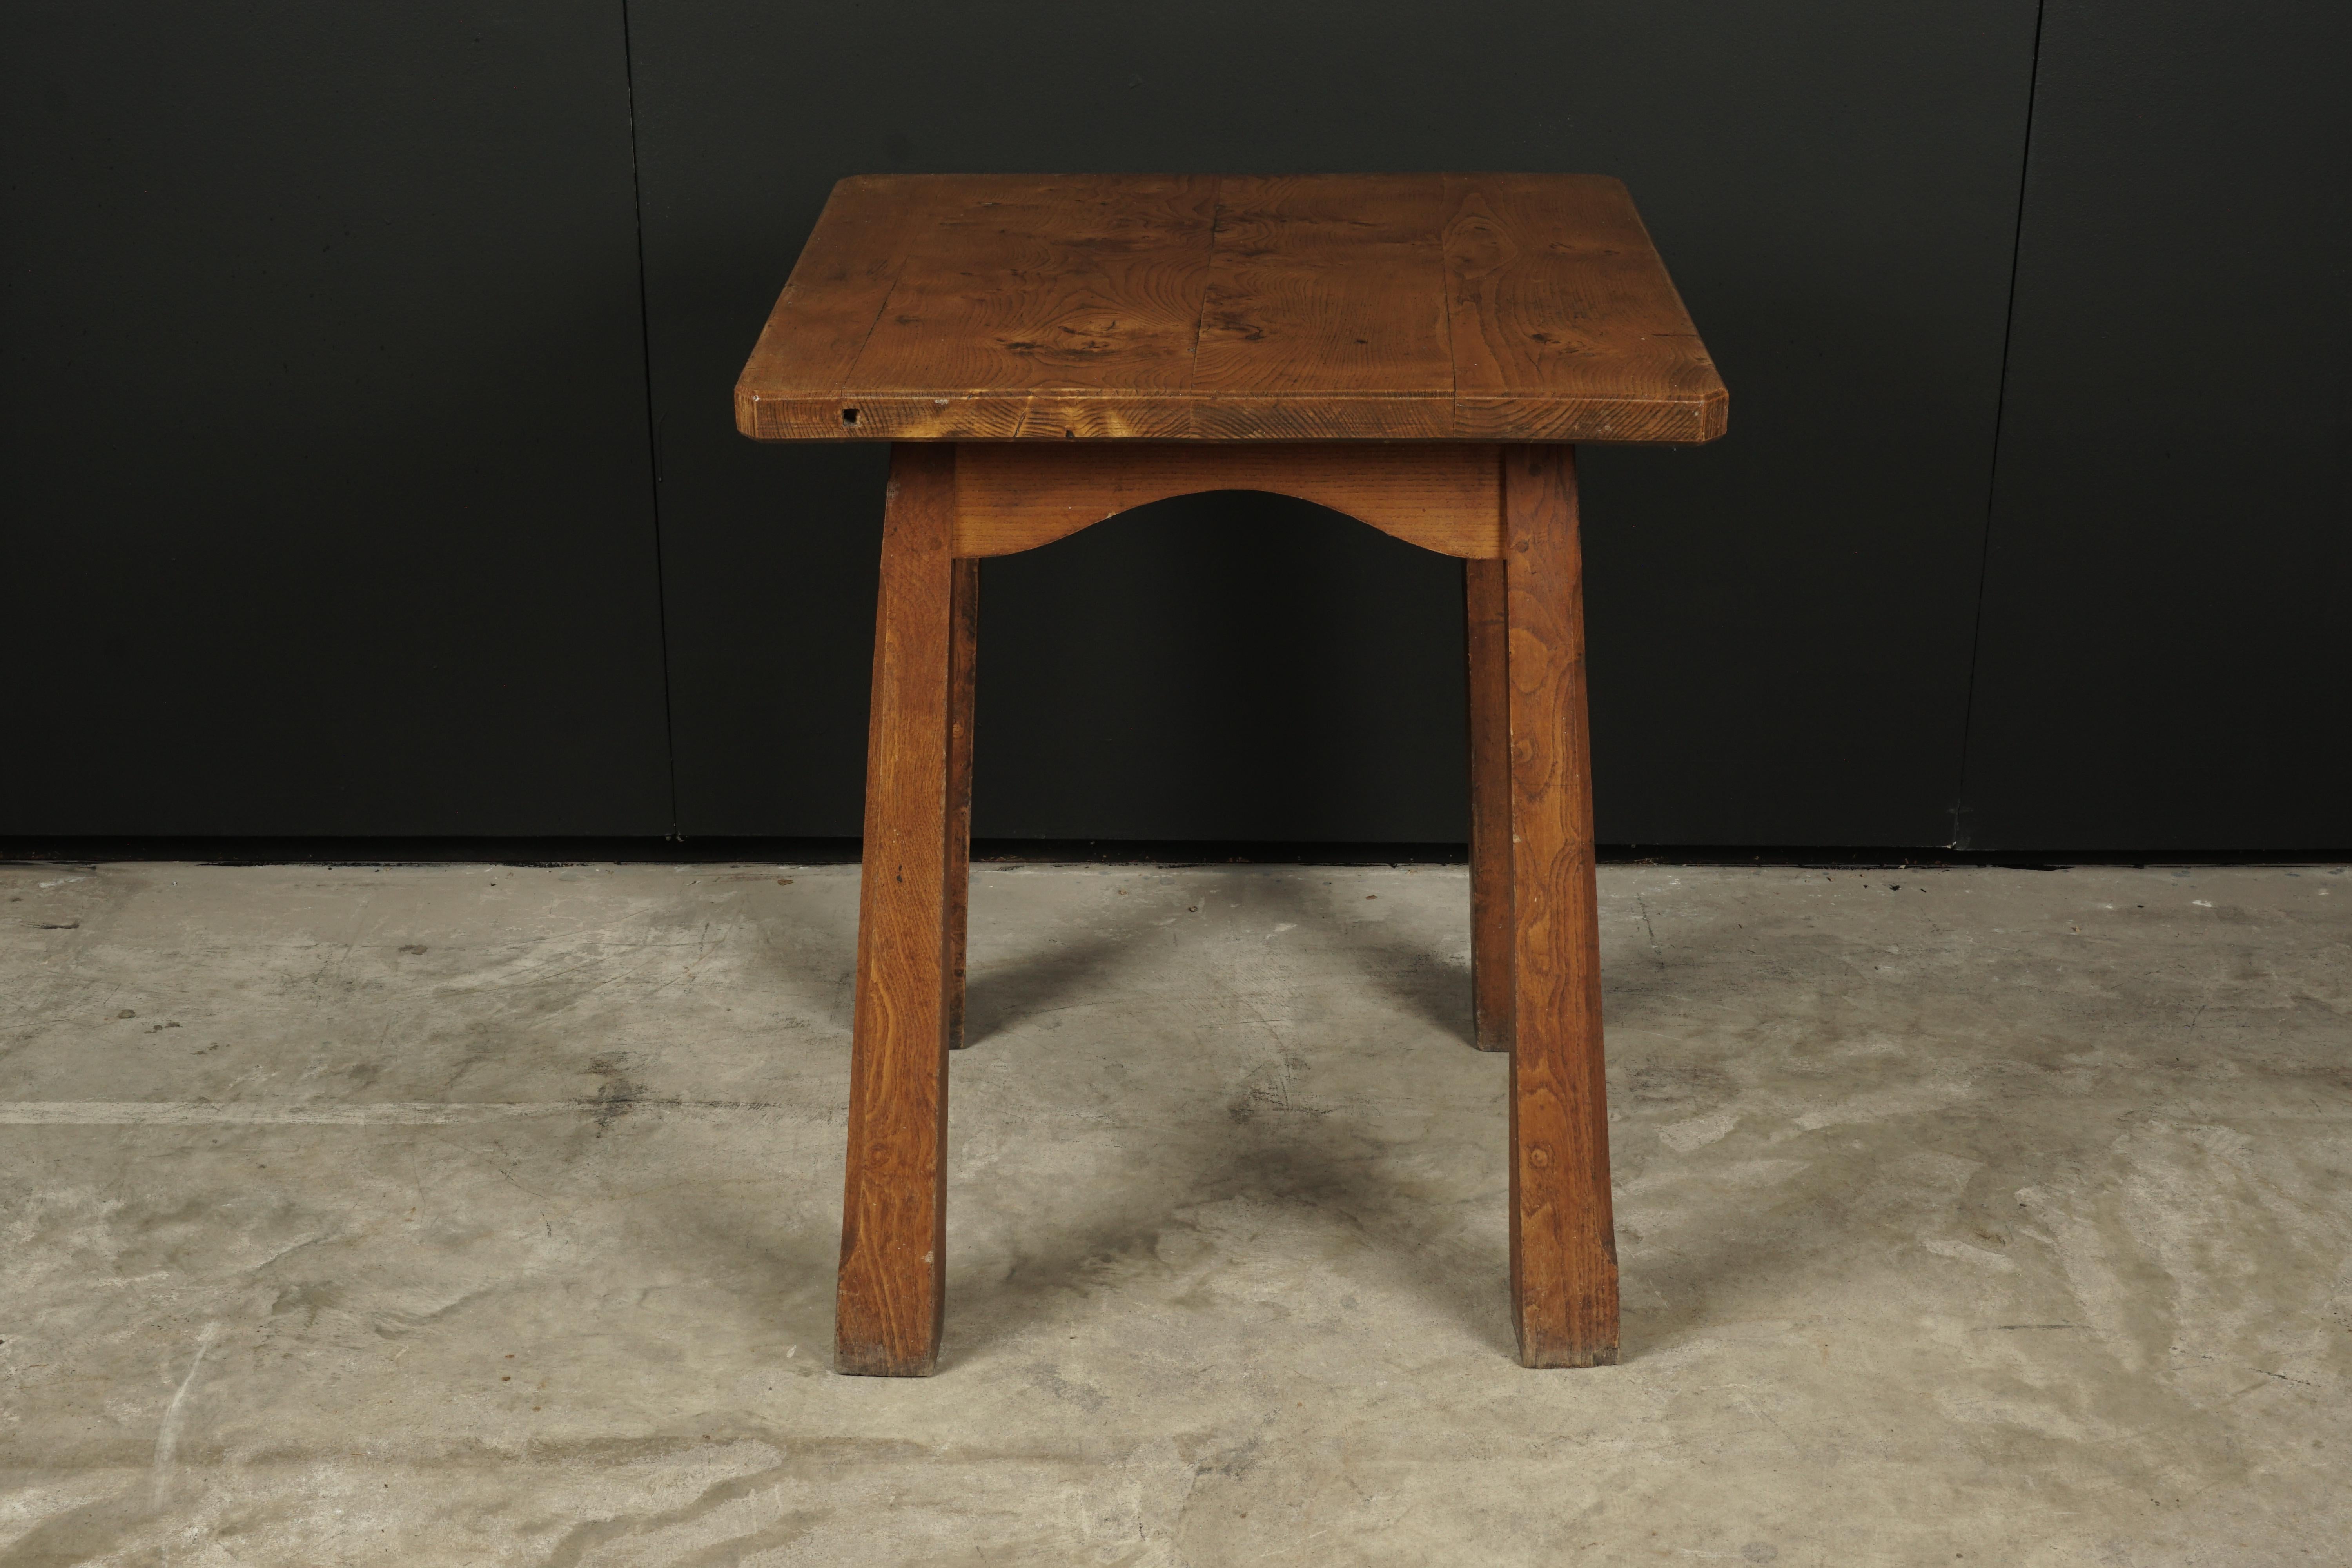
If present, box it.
[1465,555,1514,1052]
[1502,445,1619,1368]
[837,443,958,1376]
[946,557,978,1049]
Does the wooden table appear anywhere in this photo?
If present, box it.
[736,173,1726,1375]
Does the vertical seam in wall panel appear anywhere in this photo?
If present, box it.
[1951,0,2050,851]
[619,0,681,837]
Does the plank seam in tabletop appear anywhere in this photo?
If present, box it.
[736,177,919,431]
[1186,174,1224,411]
[1439,177,1461,430]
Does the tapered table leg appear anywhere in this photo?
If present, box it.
[946,557,978,1050]
[1465,554,1514,1052]
[837,443,958,1377]
[1501,445,1619,1368]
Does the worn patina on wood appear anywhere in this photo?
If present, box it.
[953,442,1503,558]
[738,174,1724,445]
[762,174,1721,1376]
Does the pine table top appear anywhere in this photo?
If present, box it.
[735,173,1725,444]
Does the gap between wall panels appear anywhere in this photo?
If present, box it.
[617,0,682,836]
[1949,0,2050,851]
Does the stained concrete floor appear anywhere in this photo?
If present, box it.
[1,858,2347,1566]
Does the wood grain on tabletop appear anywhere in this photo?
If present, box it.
[1188,174,1454,438]
[1499,446,1619,1368]
[736,173,1724,443]
[835,443,958,1376]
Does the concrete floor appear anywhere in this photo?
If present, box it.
[1,858,2347,1566]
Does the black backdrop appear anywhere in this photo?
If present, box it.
[6,2,2344,851]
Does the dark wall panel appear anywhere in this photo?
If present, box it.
[1,3,671,834]
[980,500,1472,843]
[1964,0,2352,850]
[632,0,2040,843]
